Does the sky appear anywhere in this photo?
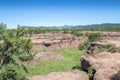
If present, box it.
[0,0,120,28]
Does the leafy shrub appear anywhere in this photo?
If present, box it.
[75,33,83,36]
[88,66,94,80]
[0,27,33,80]
[71,31,83,36]
[0,23,6,40]
[79,40,90,50]
[0,66,29,80]
[88,33,101,42]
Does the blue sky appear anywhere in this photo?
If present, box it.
[0,0,120,28]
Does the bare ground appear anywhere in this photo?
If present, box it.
[28,32,120,80]
[30,33,86,51]
[29,70,89,80]
[29,51,64,65]
[34,52,64,61]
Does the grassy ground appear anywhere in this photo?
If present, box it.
[21,49,85,76]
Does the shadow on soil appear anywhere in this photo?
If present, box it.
[110,71,120,80]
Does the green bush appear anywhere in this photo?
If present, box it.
[0,23,6,40]
[79,40,90,50]
[74,33,83,37]
[0,27,34,80]
[0,66,29,80]
[71,31,83,36]
[88,66,94,80]
[88,33,101,42]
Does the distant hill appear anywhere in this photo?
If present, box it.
[73,23,120,29]
[21,23,120,29]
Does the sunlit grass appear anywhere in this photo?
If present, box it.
[21,49,85,76]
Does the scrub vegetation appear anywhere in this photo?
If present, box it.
[0,23,120,80]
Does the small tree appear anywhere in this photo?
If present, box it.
[0,27,33,80]
[88,66,94,80]
[0,23,6,40]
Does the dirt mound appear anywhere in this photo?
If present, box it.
[31,32,120,51]
[29,52,64,65]
[101,32,120,40]
[34,52,64,61]
[100,40,120,48]
[29,70,89,80]
[81,42,120,80]
[30,33,86,51]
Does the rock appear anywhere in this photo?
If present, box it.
[81,41,120,80]
[29,70,89,80]
[81,51,120,80]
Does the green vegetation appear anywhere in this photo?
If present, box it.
[21,50,85,76]
[79,40,90,50]
[0,23,6,40]
[1,23,119,39]
[18,23,120,34]
[79,33,101,51]
[71,31,84,37]
[88,33,101,42]
[0,66,29,80]
[88,66,94,80]
[0,24,33,80]
[1,23,120,79]
[98,44,120,53]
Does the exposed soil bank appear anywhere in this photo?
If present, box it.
[29,70,89,80]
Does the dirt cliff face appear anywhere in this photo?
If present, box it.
[101,32,120,40]
[81,42,120,80]
[30,33,86,51]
